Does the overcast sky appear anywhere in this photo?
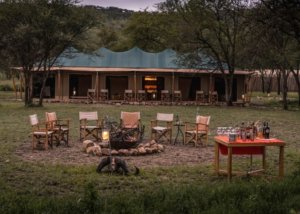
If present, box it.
[79,0,164,11]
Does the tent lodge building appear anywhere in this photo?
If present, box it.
[33,47,249,103]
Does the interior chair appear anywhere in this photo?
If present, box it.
[184,115,211,146]
[79,111,102,141]
[151,113,174,143]
[45,112,70,146]
[29,114,53,151]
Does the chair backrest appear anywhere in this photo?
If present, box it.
[79,112,98,121]
[100,89,108,93]
[45,112,57,128]
[125,89,133,93]
[88,89,96,93]
[29,114,39,126]
[121,111,140,128]
[138,90,145,93]
[196,115,211,131]
[45,112,57,122]
[157,113,173,122]
[196,90,204,94]
[174,90,181,94]
[161,90,169,94]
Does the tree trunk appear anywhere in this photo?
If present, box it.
[266,69,274,94]
[291,70,300,106]
[38,64,50,107]
[224,74,233,106]
[24,72,33,107]
[276,71,281,95]
[261,70,265,93]
[266,76,273,94]
[282,69,288,110]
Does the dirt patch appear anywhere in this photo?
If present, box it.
[15,140,215,168]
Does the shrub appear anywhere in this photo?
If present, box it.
[0,84,13,91]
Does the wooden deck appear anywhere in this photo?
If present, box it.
[42,98,229,106]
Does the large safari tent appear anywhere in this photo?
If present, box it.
[33,47,249,102]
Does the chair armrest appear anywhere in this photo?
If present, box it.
[150,120,157,128]
[56,118,70,127]
[97,119,104,128]
[79,119,87,127]
[166,121,173,129]
[184,122,198,131]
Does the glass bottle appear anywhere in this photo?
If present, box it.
[262,122,267,138]
[265,122,270,139]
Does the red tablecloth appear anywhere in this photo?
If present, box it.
[219,145,264,155]
[217,136,283,155]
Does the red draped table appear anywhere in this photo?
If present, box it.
[214,136,285,181]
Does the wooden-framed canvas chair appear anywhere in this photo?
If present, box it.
[120,111,144,142]
[29,114,53,151]
[120,111,141,130]
[151,113,174,143]
[87,89,96,103]
[79,111,102,141]
[137,90,146,102]
[196,90,205,103]
[173,90,182,102]
[161,90,170,102]
[184,115,211,146]
[209,91,218,104]
[100,89,108,101]
[124,89,133,101]
[45,112,70,146]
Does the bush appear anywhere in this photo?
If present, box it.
[0,84,13,91]
[1,176,300,214]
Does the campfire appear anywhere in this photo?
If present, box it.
[82,117,165,156]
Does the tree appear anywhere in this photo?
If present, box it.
[159,0,251,106]
[0,0,97,106]
[124,11,180,52]
[261,0,300,45]
[252,0,300,109]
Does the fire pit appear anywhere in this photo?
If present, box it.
[104,118,145,150]
[82,116,165,156]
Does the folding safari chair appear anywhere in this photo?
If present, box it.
[29,114,54,151]
[45,112,70,146]
[151,113,174,143]
[79,111,102,141]
[184,115,211,146]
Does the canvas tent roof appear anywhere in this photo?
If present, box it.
[55,47,221,70]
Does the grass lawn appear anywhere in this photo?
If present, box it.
[0,95,300,213]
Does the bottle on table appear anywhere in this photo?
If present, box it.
[250,122,255,141]
[240,122,246,141]
[265,122,270,139]
[255,121,263,138]
[263,122,267,138]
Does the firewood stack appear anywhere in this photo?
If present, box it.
[82,140,164,156]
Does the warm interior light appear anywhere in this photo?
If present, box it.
[145,76,157,81]
[102,130,110,142]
